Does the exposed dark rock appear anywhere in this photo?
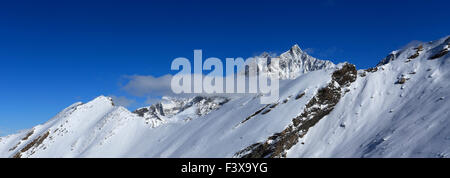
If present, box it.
[261,103,278,114]
[395,77,407,84]
[332,63,357,86]
[8,130,35,152]
[237,104,270,126]
[108,97,115,106]
[408,45,423,59]
[8,143,20,152]
[192,97,230,116]
[408,53,419,60]
[269,103,279,109]
[415,45,424,51]
[282,96,291,104]
[261,109,272,115]
[13,131,50,158]
[429,49,449,60]
[133,108,149,117]
[365,67,378,73]
[235,64,357,158]
[21,130,34,141]
[377,52,400,67]
[293,82,341,127]
[134,96,230,122]
[295,92,305,100]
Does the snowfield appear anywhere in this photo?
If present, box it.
[1,36,449,158]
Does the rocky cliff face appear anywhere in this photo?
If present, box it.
[133,96,229,127]
[235,63,357,158]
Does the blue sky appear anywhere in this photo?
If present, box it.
[0,0,449,135]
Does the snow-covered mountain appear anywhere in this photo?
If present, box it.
[240,44,336,79]
[132,96,229,128]
[1,36,449,158]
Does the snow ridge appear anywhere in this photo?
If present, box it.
[1,35,450,158]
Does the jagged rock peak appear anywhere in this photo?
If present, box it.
[132,95,229,125]
[241,44,336,79]
[290,44,302,53]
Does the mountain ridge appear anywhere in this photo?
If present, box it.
[1,35,449,158]
[240,44,336,79]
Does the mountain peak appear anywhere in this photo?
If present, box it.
[240,44,335,79]
[276,44,335,79]
[285,44,303,57]
[2,36,450,158]
[290,44,302,52]
[91,95,115,106]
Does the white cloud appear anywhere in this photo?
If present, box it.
[109,95,135,107]
[121,74,221,97]
[122,74,174,96]
[120,73,268,99]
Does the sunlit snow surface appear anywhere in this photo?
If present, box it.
[288,36,450,158]
[1,36,449,158]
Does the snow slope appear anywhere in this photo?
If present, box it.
[0,36,449,158]
[0,69,333,158]
[287,36,450,158]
